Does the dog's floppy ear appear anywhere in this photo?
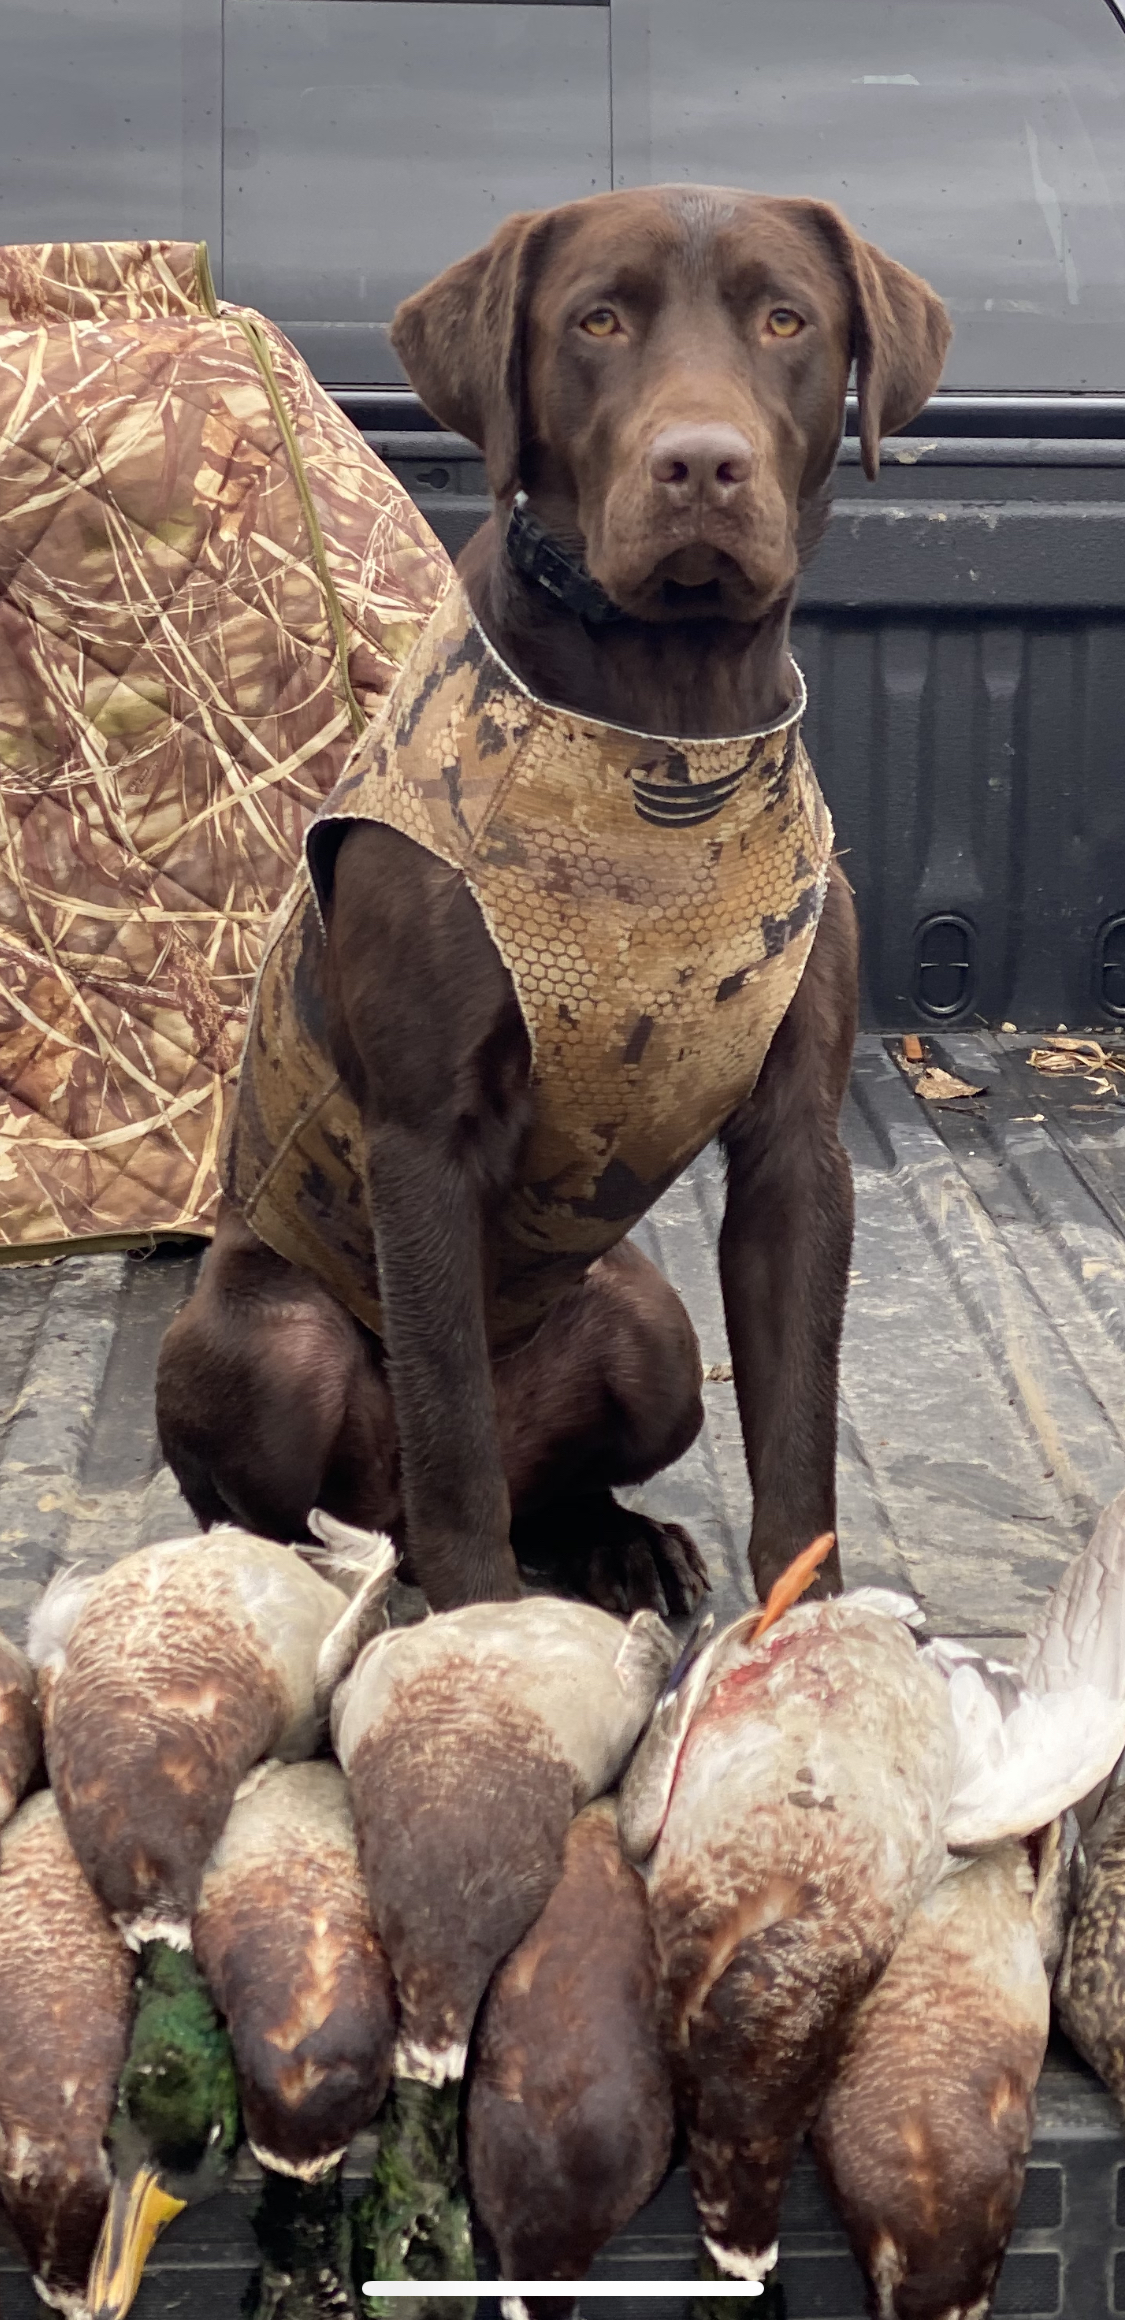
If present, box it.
[390,210,551,499]
[805,202,952,480]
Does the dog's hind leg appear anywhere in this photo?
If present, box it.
[156,1204,401,1544]
[496,1238,709,1617]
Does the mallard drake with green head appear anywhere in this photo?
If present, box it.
[466,1796,673,2318]
[0,1631,40,1828]
[192,1758,397,2179]
[333,1594,675,2087]
[0,1790,134,2318]
[619,1540,958,2287]
[86,1939,240,2320]
[28,1523,394,1949]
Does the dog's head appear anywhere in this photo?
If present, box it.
[391,186,950,624]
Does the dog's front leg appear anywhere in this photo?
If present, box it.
[326,825,532,1610]
[718,869,858,1603]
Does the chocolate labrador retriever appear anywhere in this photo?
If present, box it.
[157,187,950,1615]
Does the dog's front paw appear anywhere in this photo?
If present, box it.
[593,1513,710,1622]
[516,1496,710,1622]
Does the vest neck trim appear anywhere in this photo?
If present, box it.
[464,584,808,754]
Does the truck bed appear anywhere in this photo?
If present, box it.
[2,1029,1122,2317]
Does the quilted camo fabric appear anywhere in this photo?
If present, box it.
[0,238,451,1257]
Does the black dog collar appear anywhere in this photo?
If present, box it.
[505,491,624,626]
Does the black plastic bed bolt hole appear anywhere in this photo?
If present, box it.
[912,913,977,1019]
[1095,916,1125,1020]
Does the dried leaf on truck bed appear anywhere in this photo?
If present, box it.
[1028,1039,1125,1079]
[914,1067,985,1103]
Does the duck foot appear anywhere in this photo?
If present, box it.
[353,2080,477,2320]
[249,2167,357,2318]
[512,1493,710,1620]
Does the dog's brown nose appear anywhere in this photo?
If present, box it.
[648,424,754,503]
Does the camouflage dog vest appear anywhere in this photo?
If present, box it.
[223,579,834,1346]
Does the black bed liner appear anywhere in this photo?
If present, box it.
[1,1031,1122,2317]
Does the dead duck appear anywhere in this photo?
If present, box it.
[28,1520,395,1947]
[333,1594,675,2085]
[0,1629,40,1826]
[811,1836,1055,2320]
[1054,1766,1125,2112]
[619,1539,958,2287]
[192,1758,397,2179]
[87,1939,240,2320]
[800,1493,1125,2320]
[1034,1484,1125,2102]
[0,1789,134,2319]
[466,1797,673,2314]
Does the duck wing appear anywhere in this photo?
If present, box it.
[308,1518,398,1719]
[617,1614,720,1864]
[925,1638,1125,1850]
[1020,1486,1125,1701]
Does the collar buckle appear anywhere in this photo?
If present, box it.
[505,492,624,626]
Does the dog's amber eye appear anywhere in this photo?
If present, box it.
[580,307,622,338]
[767,308,804,339]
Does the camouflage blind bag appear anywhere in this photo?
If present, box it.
[0,239,451,1260]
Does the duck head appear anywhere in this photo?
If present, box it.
[87,1941,239,2319]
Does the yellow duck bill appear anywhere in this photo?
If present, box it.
[87,2166,186,2319]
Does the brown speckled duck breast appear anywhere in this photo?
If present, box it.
[466,1796,673,2309]
[192,1758,397,2180]
[28,1527,392,1949]
[620,1591,956,2284]
[812,1838,1052,2320]
[0,1790,134,2317]
[332,1597,675,2085]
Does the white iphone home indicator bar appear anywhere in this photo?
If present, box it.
[360,2284,765,2299]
